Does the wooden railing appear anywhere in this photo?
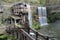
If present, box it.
[28,28,48,40]
[6,27,60,40]
[29,28,60,40]
[20,29,35,40]
[6,27,35,40]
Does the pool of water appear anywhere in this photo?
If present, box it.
[38,20,60,37]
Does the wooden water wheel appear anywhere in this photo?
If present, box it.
[11,3,30,29]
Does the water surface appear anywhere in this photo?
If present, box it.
[38,20,60,37]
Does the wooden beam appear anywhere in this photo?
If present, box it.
[20,29,35,40]
[11,16,21,20]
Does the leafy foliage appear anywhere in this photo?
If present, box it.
[48,12,60,23]
[32,21,40,30]
[0,0,46,5]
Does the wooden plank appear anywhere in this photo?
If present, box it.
[30,28,46,39]
[20,29,35,40]
[11,16,21,20]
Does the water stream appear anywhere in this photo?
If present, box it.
[27,4,32,28]
[38,7,48,26]
[38,20,60,40]
[37,7,60,40]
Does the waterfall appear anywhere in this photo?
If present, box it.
[38,7,48,26]
[27,4,32,28]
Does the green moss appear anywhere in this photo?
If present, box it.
[32,21,40,30]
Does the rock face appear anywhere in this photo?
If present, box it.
[0,5,4,13]
[0,25,6,34]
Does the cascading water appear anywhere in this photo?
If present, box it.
[38,7,48,26]
[27,4,35,36]
[27,4,32,28]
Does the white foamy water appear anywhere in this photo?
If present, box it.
[38,7,48,26]
[39,17,48,26]
[27,4,32,28]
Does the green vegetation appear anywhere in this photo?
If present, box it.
[7,34,16,40]
[55,12,60,19]
[48,13,56,23]
[32,21,40,30]
[0,0,46,5]
[48,12,60,23]
[0,14,3,26]
[0,34,7,40]
[0,34,16,40]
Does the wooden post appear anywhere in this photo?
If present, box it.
[15,19,16,25]
[46,37,49,40]
[36,32,38,40]
[11,18,12,24]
